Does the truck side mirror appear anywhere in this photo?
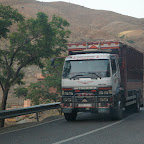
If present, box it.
[51,58,55,66]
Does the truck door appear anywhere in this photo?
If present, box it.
[111,56,120,94]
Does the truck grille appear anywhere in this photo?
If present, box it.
[75,96,95,103]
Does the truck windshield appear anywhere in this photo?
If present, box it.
[63,59,110,79]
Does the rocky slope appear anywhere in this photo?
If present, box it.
[0,0,144,105]
[1,0,144,50]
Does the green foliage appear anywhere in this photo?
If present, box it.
[126,40,135,44]
[0,4,70,112]
[43,58,64,93]
[14,87,28,99]
[0,4,24,38]
[119,35,125,39]
[27,81,53,105]
[27,58,64,105]
[0,5,70,90]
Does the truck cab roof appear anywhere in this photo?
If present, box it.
[65,53,115,61]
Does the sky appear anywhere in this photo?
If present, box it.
[37,0,144,18]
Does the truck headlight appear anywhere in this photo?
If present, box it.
[99,90,112,95]
[99,98,109,102]
[63,98,72,103]
[98,87,112,95]
[68,92,73,95]
[104,91,109,95]
[62,91,73,96]
[99,91,104,95]
[64,92,69,95]
[108,90,112,94]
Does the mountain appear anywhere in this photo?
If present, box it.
[1,0,144,51]
[0,0,144,105]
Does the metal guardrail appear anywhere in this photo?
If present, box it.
[0,102,61,120]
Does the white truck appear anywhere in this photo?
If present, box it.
[55,41,143,121]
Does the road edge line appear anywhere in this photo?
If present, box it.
[0,117,64,135]
[53,113,136,144]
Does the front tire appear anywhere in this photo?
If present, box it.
[111,99,123,120]
[64,112,77,121]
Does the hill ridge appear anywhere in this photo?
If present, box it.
[0,0,144,51]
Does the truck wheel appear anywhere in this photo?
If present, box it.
[133,96,140,113]
[64,112,77,121]
[125,105,131,112]
[111,99,123,120]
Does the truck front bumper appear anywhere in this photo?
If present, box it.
[61,106,113,114]
[61,95,114,114]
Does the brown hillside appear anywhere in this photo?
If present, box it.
[1,0,144,51]
[0,0,144,105]
[0,0,35,5]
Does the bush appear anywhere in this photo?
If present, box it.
[126,40,135,44]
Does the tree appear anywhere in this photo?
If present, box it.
[14,87,28,105]
[0,4,24,38]
[27,58,64,105]
[14,87,28,99]
[0,4,70,127]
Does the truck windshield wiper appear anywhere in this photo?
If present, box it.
[69,74,84,79]
[87,72,101,79]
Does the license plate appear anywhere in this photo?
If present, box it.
[78,104,92,107]
[98,108,108,113]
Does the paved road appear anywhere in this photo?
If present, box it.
[1,109,144,144]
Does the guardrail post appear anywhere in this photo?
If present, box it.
[36,112,39,122]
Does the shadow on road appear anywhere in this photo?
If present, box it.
[73,108,142,122]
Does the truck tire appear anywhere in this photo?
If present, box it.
[133,95,140,113]
[125,105,131,112]
[111,98,123,120]
[64,112,77,121]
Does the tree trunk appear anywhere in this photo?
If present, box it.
[0,89,9,127]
